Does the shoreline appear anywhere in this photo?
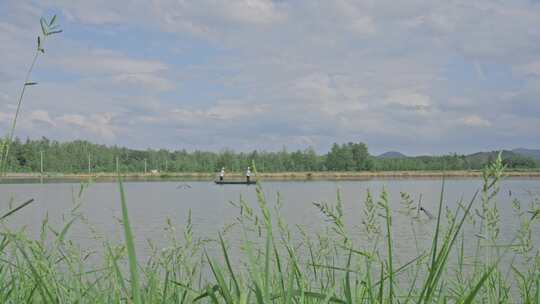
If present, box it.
[2,170,540,182]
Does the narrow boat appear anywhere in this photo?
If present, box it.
[214,180,256,185]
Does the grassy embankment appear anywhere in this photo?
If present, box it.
[3,169,540,182]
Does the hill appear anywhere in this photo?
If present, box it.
[377,151,407,159]
[512,148,540,160]
[464,150,517,164]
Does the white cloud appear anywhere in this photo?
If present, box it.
[54,49,173,92]
[291,73,368,116]
[0,112,13,124]
[205,100,269,120]
[58,113,118,139]
[58,49,168,75]
[158,100,270,125]
[219,0,286,25]
[28,110,56,126]
[39,0,128,25]
[39,0,284,34]
[150,0,286,28]
[111,73,174,92]
[385,91,431,108]
[347,16,376,35]
[329,1,376,35]
[458,115,491,127]
[514,61,540,77]
[6,110,57,130]
[0,91,8,102]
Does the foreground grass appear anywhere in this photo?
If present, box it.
[0,157,539,303]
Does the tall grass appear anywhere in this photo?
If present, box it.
[0,155,538,303]
[0,15,61,175]
[0,16,62,238]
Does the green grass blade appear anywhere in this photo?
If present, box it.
[14,241,56,303]
[461,265,496,304]
[40,17,47,35]
[431,178,445,269]
[218,232,240,299]
[536,255,540,304]
[49,15,57,26]
[57,216,78,243]
[0,199,34,221]
[271,242,286,302]
[253,281,265,304]
[420,190,479,303]
[161,270,169,303]
[344,249,352,304]
[193,285,220,303]
[378,263,384,304]
[271,290,346,303]
[206,252,235,304]
[106,243,128,297]
[285,260,295,304]
[118,176,142,304]
[364,259,374,303]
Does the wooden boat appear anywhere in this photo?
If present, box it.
[214,180,256,185]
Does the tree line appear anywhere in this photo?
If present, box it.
[4,137,539,173]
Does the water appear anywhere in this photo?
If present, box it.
[0,178,539,262]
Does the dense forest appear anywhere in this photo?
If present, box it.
[3,137,540,173]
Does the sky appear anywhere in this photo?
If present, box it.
[0,0,539,155]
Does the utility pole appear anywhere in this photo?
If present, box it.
[144,159,147,174]
[116,156,119,173]
[165,159,168,172]
[40,150,43,176]
[88,153,91,174]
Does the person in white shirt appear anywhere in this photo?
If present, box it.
[246,166,251,183]
[219,167,225,181]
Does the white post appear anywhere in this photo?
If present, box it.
[144,159,147,174]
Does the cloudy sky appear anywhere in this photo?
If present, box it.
[1,1,539,155]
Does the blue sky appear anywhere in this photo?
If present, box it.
[1,0,539,155]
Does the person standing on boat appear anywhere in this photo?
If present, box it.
[246,166,251,183]
[219,167,225,181]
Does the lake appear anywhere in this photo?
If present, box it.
[1,177,539,262]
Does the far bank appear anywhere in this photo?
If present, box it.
[2,170,540,183]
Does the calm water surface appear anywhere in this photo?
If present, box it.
[1,178,539,261]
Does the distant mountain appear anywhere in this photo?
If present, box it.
[373,148,539,170]
[376,149,540,161]
[465,150,517,163]
[512,148,540,160]
[377,151,407,159]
